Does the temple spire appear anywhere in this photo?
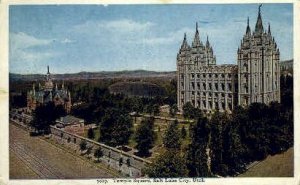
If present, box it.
[192,22,201,47]
[268,22,271,35]
[206,35,210,47]
[181,33,190,50]
[246,17,251,35]
[255,4,264,34]
[47,65,50,74]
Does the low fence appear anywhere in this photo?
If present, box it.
[50,126,151,177]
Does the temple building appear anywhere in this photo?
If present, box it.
[177,6,280,112]
[27,66,72,113]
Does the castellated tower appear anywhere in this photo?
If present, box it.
[238,6,280,106]
[177,23,237,112]
[176,5,280,112]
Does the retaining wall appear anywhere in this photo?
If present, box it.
[50,126,151,177]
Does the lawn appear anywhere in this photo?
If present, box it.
[131,115,192,161]
[83,115,192,162]
[238,147,294,177]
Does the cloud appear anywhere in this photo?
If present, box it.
[10,32,58,65]
[10,32,53,50]
[142,28,195,45]
[198,20,217,24]
[60,38,75,44]
[73,19,155,34]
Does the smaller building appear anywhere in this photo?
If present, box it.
[27,66,72,113]
[55,115,85,136]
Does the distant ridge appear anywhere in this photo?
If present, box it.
[9,70,176,81]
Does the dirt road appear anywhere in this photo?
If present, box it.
[9,123,115,179]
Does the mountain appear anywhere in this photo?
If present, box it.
[9,70,176,81]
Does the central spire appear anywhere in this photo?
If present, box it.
[47,65,50,74]
[246,17,251,35]
[255,4,264,34]
[192,22,201,47]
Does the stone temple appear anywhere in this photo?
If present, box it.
[27,66,72,113]
[177,6,280,112]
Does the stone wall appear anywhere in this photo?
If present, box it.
[50,126,151,177]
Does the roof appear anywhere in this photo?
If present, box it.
[56,115,84,126]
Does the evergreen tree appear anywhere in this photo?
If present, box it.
[144,151,188,177]
[79,140,87,151]
[209,110,231,176]
[186,113,210,177]
[169,104,178,117]
[94,147,103,162]
[87,128,95,139]
[153,104,160,116]
[134,117,155,157]
[181,126,187,139]
[182,102,194,120]
[99,108,133,147]
[163,120,181,150]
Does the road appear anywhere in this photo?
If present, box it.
[9,123,115,179]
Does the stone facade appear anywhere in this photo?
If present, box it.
[177,6,280,112]
[27,66,72,113]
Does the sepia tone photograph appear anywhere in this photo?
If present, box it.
[7,2,294,181]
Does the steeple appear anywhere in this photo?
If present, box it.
[206,35,210,47]
[46,65,51,81]
[181,33,190,50]
[268,23,271,35]
[192,22,201,47]
[47,65,50,74]
[255,4,264,34]
[246,17,251,35]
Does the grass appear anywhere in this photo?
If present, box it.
[82,114,192,162]
[131,115,192,161]
[238,147,294,177]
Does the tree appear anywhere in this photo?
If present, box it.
[183,102,194,120]
[182,102,199,120]
[80,140,87,151]
[94,147,103,162]
[153,104,160,116]
[209,110,231,176]
[30,102,65,134]
[87,128,95,139]
[163,120,181,150]
[99,108,133,147]
[143,151,188,177]
[169,104,178,118]
[181,126,187,139]
[132,97,143,115]
[134,117,155,157]
[186,113,210,177]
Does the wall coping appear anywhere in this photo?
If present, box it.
[50,125,152,164]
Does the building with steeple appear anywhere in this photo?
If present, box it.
[177,5,280,112]
[27,66,72,113]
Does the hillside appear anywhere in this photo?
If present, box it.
[9,70,176,82]
[238,147,294,177]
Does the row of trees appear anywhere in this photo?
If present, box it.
[143,100,293,177]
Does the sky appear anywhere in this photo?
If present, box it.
[9,4,293,74]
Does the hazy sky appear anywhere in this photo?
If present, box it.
[9,4,293,74]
